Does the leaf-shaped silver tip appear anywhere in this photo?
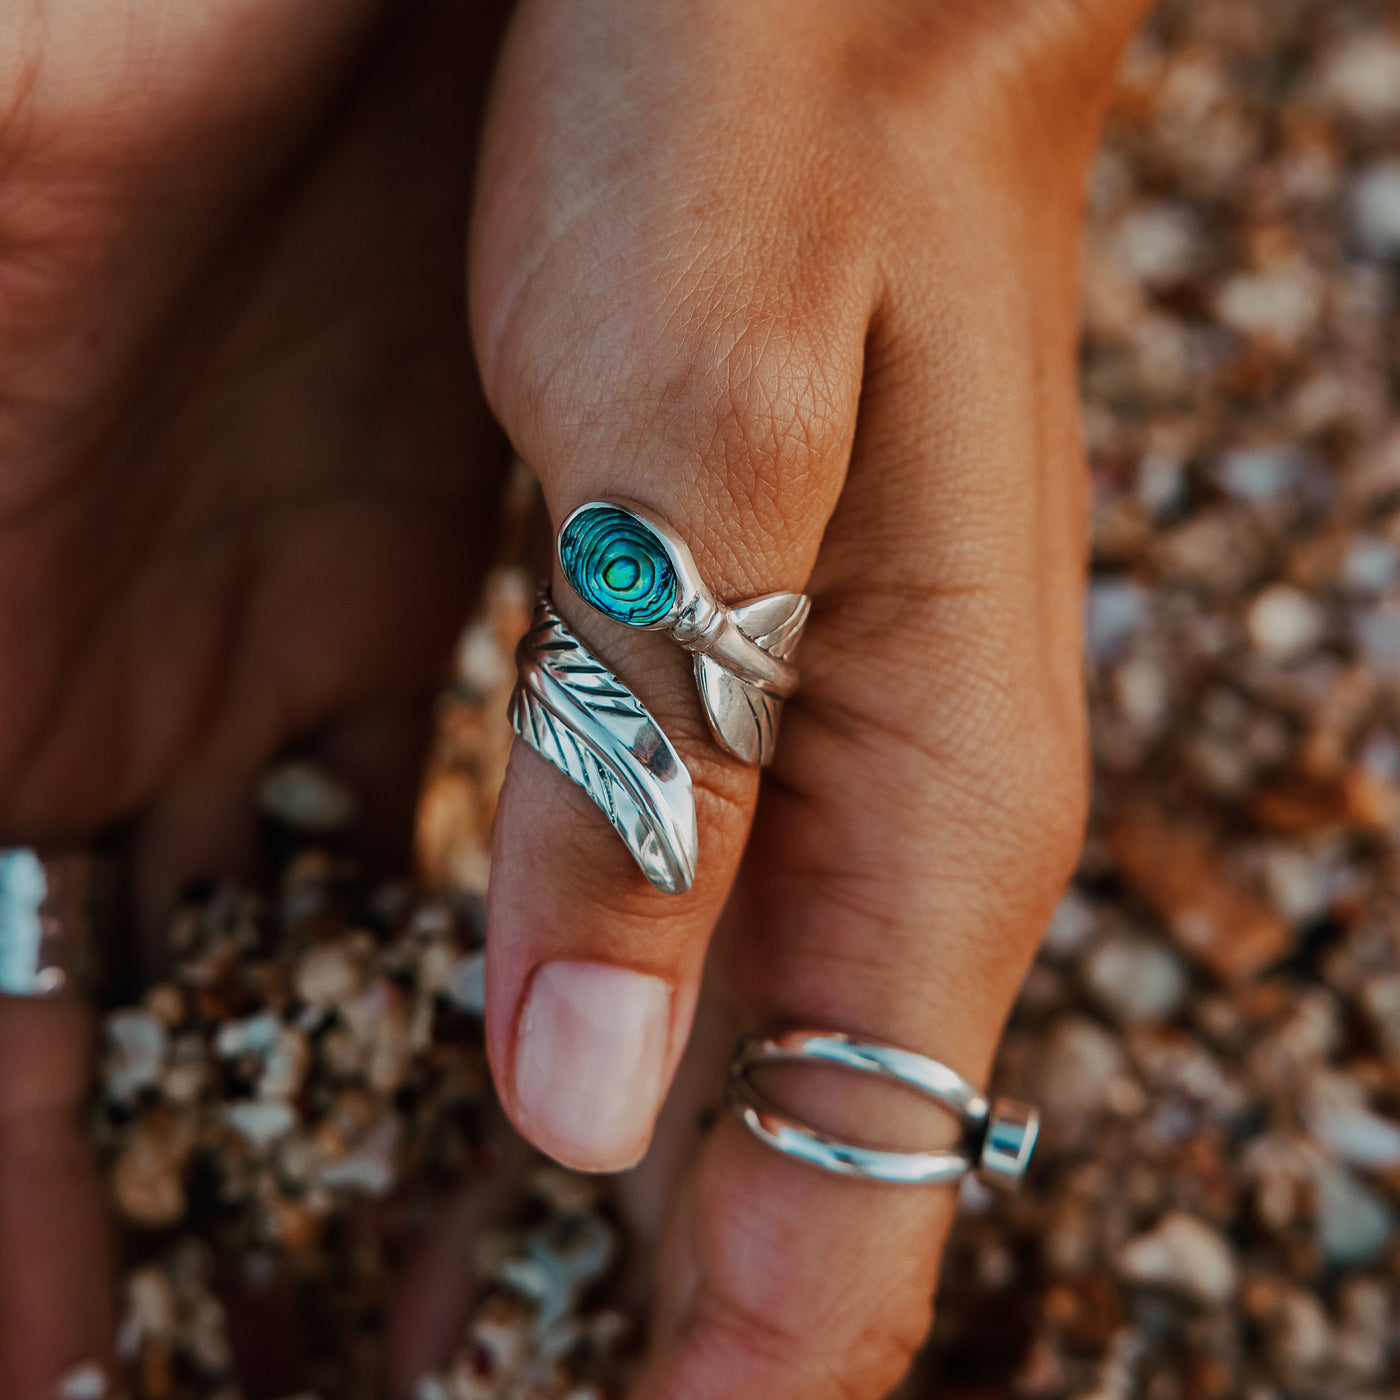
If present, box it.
[511,591,698,894]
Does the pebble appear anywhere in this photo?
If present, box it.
[257,761,357,833]
[1319,35,1400,122]
[1354,602,1400,679]
[1215,265,1324,347]
[1263,1286,1332,1381]
[1035,1016,1143,1118]
[1084,932,1190,1024]
[294,941,363,1010]
[1086,579,1152,661]
[104,1010,168,1103]
[1106,202,1202,287]
[1340,536,1400,595]
[1305,1099,1400,1170]
[1352,159,1400,260]
[317,1116,401,1198]
[1136,452,1187,517]
[440,950,487,1015]
[1333,1277,1390,1380]
[1108,807,1291,980]
[1214,446,1304,504]
[1116,1212,1238,1304]
[112,1126,187,1229]
[53,1364,110,1399]
[222,1100,296,1147]
[1246,585,1325,659]
[1315,1165,1395,1266]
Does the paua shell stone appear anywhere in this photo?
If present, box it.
[559,504,679,627]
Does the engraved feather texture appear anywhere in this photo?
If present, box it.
[510,592,698,894]
[694,592,810,766]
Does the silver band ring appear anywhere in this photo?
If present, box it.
[0,848,102,998]
[557,500,810,766]
[727,1030,1039,1190]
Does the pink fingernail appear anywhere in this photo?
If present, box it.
[512,961,671,1172]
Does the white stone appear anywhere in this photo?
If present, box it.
[295,942,363,1010]
[1136,452,1187,516]
[259,1026,310,1101]
[1116,1212,1237,1303]
[1215,445,1304,503]
[1320,37,1400,122]
[1361,973,1400,1055]
[1084,932,1189,1024]
[1035,1017,1142,1117]
[1316,1165,1395,1265]
[104,1010,168,1102]
[1107,202,1201,287]
[1266,1287,1332,1377]
[187,1294,233,1373]
[318,1117,401,1198]
[223,1100,296,1147]
[1307,1101,1400,1169]
[215,1011,281,1059]
[1247,585,1325,659]
[1353,160,1400,259]
[1087,580,1151,661]
[454,619,513,695]
[257,761,357,833]
[117,1267,177,1357]
[1342,537,1400,595]
[54,1363,110,1399]
[1355,603,1400,678]
[1259,846,1330,924]
[1216,265,1324,346]
[441,951,486,1015]
[1113,657,1169,730]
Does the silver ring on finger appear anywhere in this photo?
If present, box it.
[510,589,699,895]
[727,1029,1040,1190]
[557,500,810,766]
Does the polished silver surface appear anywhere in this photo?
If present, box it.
[728,1030,1040,1189]
[558,500,810,766]
[0,848,99,998]
[510,590,698,894]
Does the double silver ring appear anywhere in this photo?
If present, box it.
[728,1030,1039,1190]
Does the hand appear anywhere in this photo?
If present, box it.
[470,1,1151,1395]
[0,2,508,1393]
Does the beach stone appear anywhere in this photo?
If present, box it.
[1247,585,1325,658]
[257,761,357,833]
[1085,932,1190,1024]
[1116,1212,1238,1304]
[1353,160,1400,259]
[104,1011,168,1103]
[1316,1165,1395,1266]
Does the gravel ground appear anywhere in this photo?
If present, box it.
[91,2,1400,1397]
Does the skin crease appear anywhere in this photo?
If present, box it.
[0,1,1152,1398]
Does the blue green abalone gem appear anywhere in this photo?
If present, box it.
[559,505,678,627]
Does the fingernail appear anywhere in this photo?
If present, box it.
[512,960,671,1172]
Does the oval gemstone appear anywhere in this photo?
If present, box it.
[559,505,678,627]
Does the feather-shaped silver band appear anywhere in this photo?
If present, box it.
[557,501,810,766]
[509,591,698,895]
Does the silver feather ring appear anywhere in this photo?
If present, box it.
[557,500,809,766]
[510,590,699,894]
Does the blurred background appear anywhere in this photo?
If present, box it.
[94,1,1400,1397]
